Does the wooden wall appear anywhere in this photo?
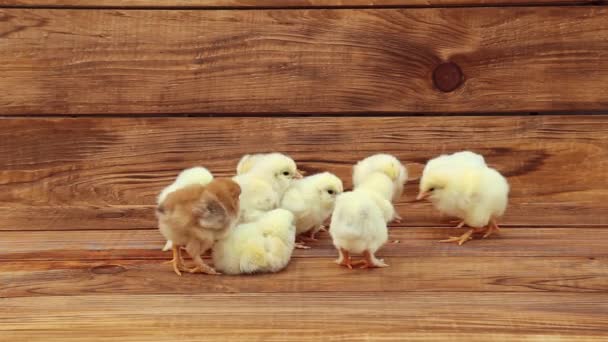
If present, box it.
[1,1,608,340]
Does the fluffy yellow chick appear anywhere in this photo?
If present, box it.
[212,208,296,275]
[233,153,302,223]
[417,151,509,245]
[330,154,407,269]
[280,172,344,249]
[420,151,487,227]
[157,167,214,252]
[236,153,270,175]
[353,153,408,221]
[424,151,486,174]
[157,178,241,276]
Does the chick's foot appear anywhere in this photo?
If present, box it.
[335,248,357,269]
[440,229,475,246]
[294,241,311,249]
[358,250,389,268]
[189,264,221,275]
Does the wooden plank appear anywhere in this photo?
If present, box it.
[1,8,607,114]
[1,228,607,260]
[2,115,607,229]
[0,0,594,8]
[1,257,606,297]
[1,293,607,341]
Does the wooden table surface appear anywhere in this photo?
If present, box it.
[1,0,608,340]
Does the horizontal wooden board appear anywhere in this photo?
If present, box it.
[1,228,607,260]
[1,8,608,114]
[0,0,594,8]
[1,257,606,297]
[1,293,607,341]
[1,115,608,229]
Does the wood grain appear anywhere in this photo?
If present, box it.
[0,0,595,8]
[1,8,607,114]
[1,257,606,297]
[1,293,607,341]
[2,116,607,229]
[1,228,607,260]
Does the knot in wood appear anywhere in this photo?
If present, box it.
[433,62,464,93]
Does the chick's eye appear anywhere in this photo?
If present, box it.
[282,171,290,176]
[429,187,436,192]
[327,189,335,195]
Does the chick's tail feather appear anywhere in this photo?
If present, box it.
[162,240,173,252]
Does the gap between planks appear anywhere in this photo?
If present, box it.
[0,1,605,11]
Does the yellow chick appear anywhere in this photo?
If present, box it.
[353,153,408,221]
[280,172,344,249]
[417,151,510,245]
[330,154,407,269]
[211,208,296,275]
[236,153,270,175]
[157,167,214,252]
[233,153,302,223]
[423,151,486,174]
[420,151,487,227]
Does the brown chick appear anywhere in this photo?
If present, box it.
[157,178,241,276]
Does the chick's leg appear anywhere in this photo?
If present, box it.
[167,245,188,276]
[335,248,355,269]
[358,250,388,268]
[482,219,501,239]
[440,229,474,246]
[306,226,323,241]
[186,240,220,275]
[163,245,185,264]
[451,220,465,229]
[300,225,325,243]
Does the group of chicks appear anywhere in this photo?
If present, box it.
[156,151,509,276]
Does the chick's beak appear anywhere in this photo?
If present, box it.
[295,170,305,179]
[416,191,430,201]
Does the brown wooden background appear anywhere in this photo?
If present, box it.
[1,1,607,341]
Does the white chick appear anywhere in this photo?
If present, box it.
[212,208,296,275]
[352,153,408,220]
[417,152,509,245]
[330,155,407,269]
[157,167,214,252]
[280,172,344,248]
[233,153,302,223]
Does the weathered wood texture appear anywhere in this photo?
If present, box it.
[1,8,607,115]
[2,115,607,230]
[0,0,595,8]
[2,228,608,260]
[2,251,607,298]
[1,293,607,341]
